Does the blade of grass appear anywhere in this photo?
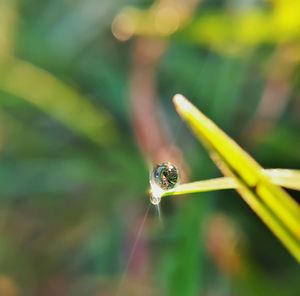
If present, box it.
[163,177,236,196]
[0,58,117,146]
[265,169,300,191]
[162,169,300,197]
[172,94,300,262]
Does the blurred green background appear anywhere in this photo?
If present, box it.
[0,0,300,295]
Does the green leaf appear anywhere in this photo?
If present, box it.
[162,169,300,197]
[172,94,300,262]
[0,58,118,145]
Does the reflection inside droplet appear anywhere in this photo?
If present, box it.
[149,162,180,205]
[151,162,180,190]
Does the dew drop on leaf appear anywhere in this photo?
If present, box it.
[149,195,161,205]
[151,162,180,190]
[149,162,180,205]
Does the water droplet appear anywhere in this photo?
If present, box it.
[151,162,180,190]
[149,195,161,205]
[149,162,180,205]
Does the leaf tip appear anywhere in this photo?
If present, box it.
[172,93,186,106]
[173,94,194,117]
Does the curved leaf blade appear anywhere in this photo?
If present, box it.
[173,94,300,262]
